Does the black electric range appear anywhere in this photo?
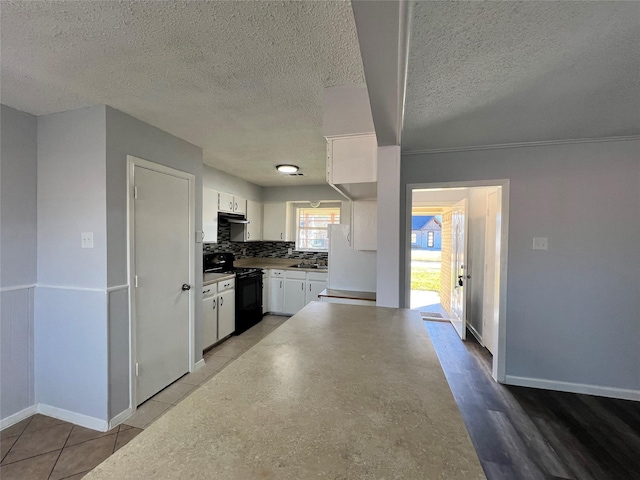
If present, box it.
[204,252,263,334]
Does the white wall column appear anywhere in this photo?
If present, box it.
[376,146,401,307]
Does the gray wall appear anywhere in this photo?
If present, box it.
[1,105,37,421]
[203,164,262,202]
[401,139,640,392]
[1,105,38,288]
[35,106,109,421]
[106,106,203,419]
[37,106,107,287]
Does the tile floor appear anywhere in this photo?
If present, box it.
[0,315,289,480]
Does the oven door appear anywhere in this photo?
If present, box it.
[235,273,263,333]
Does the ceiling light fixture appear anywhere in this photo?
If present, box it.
[276,164,299,174]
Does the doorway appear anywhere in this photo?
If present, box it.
[128,156,196,407]
[406,181,509,382]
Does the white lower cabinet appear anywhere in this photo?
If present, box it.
[283,270,327,315]
[202,283,218,348]
[262,270,269,314]
[202,279,235,351]
[268,270,285,313]
[218,288,235,339]
[284,277,307,315]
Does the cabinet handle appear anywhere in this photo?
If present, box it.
[280,281,282,289]
[220,297,224,306]
[234,202,238,210]
[309,284,311,291]
[213,299,216,309]
[301,283,304,290]
[247,232,250,239]
[229,201,233,210]
[280,233,283,240]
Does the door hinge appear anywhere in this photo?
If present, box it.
[135,362,139,376]
[134,275,139,288]
[134,186,138,199]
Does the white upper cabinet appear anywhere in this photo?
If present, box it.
[246,200,262,240]
[219,192,246,214]
[352,200,377,251]
[230,199,262,242]
[326,134,377,200]
[202,188,218,243]
[218,192,234,213]
[263,203,290,241]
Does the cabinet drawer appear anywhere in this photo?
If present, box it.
[307,271,328,282]
[285,270,306,280]
[270,269,285,278]
[218,278,235,292]
[202,283,217,298]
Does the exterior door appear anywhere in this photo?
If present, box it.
[133,164,191,405]
[450,199,468,339]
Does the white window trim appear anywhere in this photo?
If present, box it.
[290,202,342,252]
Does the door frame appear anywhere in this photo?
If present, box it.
[405,179,510,382]
[127,155,196,411]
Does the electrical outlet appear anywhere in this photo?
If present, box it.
[81,232,94,249]
[532,237,548,250]
[287,248,293,255]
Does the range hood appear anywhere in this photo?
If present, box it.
[219,212,249,224]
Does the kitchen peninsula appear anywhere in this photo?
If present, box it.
[87,303,484,479]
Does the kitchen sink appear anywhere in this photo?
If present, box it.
[290,264,323,269]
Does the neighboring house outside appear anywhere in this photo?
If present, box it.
[411,216,442,250]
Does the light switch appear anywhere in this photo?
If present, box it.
[81,232,94,249]
[532,237,548,250]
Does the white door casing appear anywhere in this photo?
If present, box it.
[483,190,500,354]
[128,156,195,407]
[450,198,468,340]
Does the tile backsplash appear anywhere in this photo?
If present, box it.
[204,221,328,263]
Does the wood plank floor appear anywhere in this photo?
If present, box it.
[425,321,640,480]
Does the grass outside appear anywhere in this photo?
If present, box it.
[411,267,441,292]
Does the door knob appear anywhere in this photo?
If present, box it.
[182,284,191,291]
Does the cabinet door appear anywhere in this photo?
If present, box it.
[263,203,289,241]
[218,289,235,338]
[218,192,234,213]
[352,200,377,251]
[203,188,219,243]
[202,296,218,349]
[306,280,326,305]
[246,200,262,241]
[262,271,269,314]
[269,277,284,313]
[329,135,377,184]
[233,196,247,215]
[284,279,306,315]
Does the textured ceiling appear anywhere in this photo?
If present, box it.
[403,1,640,152]
[1,0,364,186]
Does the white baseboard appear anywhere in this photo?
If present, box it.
[0,405,37,431]
[505,375,640,401]
[108,407,133,430]
[194,359,205,371]
[37,404,109,432]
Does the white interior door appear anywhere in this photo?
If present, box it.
[450,198,468,339]
[133,164,191,405]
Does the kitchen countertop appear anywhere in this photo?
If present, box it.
[203,272,235,286]
[234,257,328,273]
[318,288,376,302]
[86,303,485,480]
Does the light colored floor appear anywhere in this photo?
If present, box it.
[0,315,289,480]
